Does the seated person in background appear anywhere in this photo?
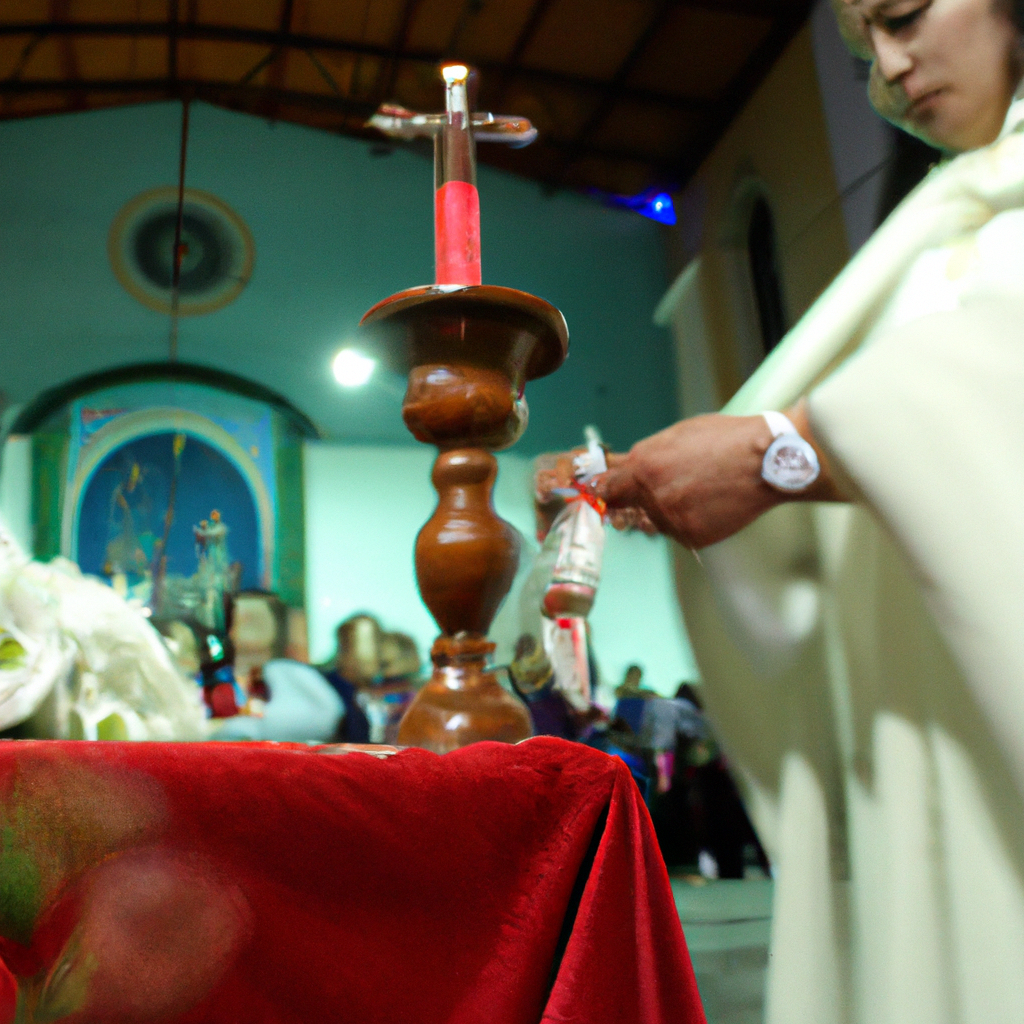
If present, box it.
[645,684,770,879]
[195,628,244,719]
[207,591,343,743]
[156,618,247,719]
[320,615,423,744]
[612,664,656,735]
[319,614,376,743]
[375,630,421,744]
[509,633,608,742]
[211,659,343,744]
[230,590,289,696]
[508,634,579,741]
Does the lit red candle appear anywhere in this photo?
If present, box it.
[434,65,482,286]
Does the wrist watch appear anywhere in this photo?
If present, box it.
[761,411,820,492]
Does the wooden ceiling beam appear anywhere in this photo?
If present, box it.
[506,0,557,66]
[0,20,712,113]
[0,75,376,116]
[168,0,179,84]
[368,0,425,108]
[489,0,557,110]
[444,0,483,58]
[0,74,674,167]
[270,0,295,87]
[0,20,404,55]
[49,0,85,110]
[237,0,294,88]
[543,136,675,168]
[673,0,794,17]
[3,33,46,84]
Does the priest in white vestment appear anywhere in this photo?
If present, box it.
[556,0,1024,1020]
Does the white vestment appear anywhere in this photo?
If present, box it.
[679,96,1024,1022]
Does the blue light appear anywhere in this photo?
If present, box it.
[638,192,676,224]
[587,187,677,225]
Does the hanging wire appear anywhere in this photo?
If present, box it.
[168,98,191,362]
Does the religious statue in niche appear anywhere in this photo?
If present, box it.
[78,432,260,627]
[190,510,240,635]
[101,456,157,603]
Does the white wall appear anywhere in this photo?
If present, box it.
[654,258,719,419]
[303,442,698,698]
[0,436,32,551]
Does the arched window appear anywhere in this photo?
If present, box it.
[746,197,787,356]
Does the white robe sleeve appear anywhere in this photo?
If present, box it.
[808,295,1024,793]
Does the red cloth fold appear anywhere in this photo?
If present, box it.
[0,737,704,1023]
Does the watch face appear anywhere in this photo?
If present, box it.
[763,434,820,492]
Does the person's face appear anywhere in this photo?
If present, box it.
[837,0,1021,153]
[230,598,277,661]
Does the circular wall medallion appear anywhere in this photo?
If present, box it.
[108,187,255,315]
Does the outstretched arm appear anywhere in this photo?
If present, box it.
[591,400,847,549]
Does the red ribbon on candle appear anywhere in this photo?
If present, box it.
[566,483,607,519]
[435,180,481,286]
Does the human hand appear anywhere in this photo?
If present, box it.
[594,414,782,549]
[534,450,657,535]
[533,450,580,505]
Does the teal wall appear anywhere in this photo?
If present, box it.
[0,98,696,694]
[0,100,677,454]
[304,443,697,696]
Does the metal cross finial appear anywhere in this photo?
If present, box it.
[367,66,537,148]
[366,64,537,286]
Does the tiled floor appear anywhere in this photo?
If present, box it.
[672,877,773,1024]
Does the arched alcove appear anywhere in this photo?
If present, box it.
[716,178,790,396]
[63,407,275,589]
[16,365,312,610]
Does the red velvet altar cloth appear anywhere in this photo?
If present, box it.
[0,737,705,1024]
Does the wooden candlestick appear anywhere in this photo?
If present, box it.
[359,285,567,753]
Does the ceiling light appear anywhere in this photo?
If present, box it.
[332,348,376,387]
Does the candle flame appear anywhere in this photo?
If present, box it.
[441,64,470,85]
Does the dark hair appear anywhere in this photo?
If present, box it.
[675,683,704,711]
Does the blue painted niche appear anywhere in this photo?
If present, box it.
[76,431,261,591]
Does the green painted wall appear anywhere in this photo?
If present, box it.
[0,100,677,455]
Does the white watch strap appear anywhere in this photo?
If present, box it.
[762,410,798,438]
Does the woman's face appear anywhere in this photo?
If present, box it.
[835,0,1021,152]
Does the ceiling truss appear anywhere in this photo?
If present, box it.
[0,0,814,194]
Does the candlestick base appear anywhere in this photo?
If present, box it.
[397,636,532,754]
[359,285,568,753]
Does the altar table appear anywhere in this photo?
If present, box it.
[0,736,704,1023]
